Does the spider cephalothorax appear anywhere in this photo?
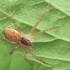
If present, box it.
[21,37,33,46]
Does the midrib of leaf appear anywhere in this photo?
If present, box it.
[27,54,70,62]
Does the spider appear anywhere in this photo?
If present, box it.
[0,4,58,66]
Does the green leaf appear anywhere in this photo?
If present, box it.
[0,0,70,70]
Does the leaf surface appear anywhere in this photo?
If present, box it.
[0,0,70,70]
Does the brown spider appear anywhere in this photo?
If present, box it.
[0,4,58,66]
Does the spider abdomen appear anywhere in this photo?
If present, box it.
[5,28,21,42]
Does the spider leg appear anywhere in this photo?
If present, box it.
[0,33,17,44]
[8,8,21,33]
[33,26,59,37]
[24,48,34,65]
[28,50,52,67]
[29,4,50,34]
[10,46,20,54]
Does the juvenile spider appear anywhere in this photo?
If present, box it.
[0,4,58,66]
